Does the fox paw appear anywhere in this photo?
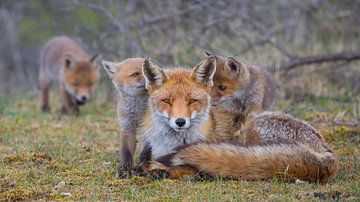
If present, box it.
[132,163,149,176]
[117,165,132,179]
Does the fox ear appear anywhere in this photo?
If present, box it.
[203,51,213,57]
[191,56,216,86]
[142,58,166,89]
[101,60,118,78]
[224,57,248,79]
[64,55,75,69]
[90,53,101,69]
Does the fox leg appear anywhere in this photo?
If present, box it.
[117,130,136,178]
[133,142,152,176]
[39,75,50,112]
[138,142,152,164]
[60,85,78,115]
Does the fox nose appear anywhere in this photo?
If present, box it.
[175,118,186,127]
[80,96,87,101]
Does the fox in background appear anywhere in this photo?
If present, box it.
[142,56,337,184]
[102,58,148,178]
[39,36,100,115]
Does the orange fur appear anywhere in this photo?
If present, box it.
[138,58,216,163]
[151,142,337,184]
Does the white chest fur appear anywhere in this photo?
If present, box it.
[141,118,206,158]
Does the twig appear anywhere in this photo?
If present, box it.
[270,51,360,71]
[239,13,298,59]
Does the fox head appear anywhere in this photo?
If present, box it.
[207,54,250,108]
[63,54,100,105]
[143,57,216,132]
[101,58,146,96]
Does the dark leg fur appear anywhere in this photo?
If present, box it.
[133,143,152,176]
[117,131,135,178]
[39,80,50,112]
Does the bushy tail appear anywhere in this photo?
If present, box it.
[153,141,337,184]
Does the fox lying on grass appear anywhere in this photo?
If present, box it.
[140,56,336,183]
[39,36,100,115]
[102,58,148,178]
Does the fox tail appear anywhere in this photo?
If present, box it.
[151,141,337,184]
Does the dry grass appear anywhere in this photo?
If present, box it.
[0,92,359,201]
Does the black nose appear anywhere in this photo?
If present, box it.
[175,118,186,127]
[81,96,87,101]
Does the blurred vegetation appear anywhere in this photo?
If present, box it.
[0,0,359,98]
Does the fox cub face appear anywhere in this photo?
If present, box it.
[210,56,250,107]
[102,58,146,96]
[63,54,100,105]
[143,57,216,132]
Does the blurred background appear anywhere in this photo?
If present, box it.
[0,0,359,107]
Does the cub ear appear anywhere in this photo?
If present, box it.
[142,58,166,89]
[191,56,216,87]
[64,55,75,69]
[101,60,118,78]
[224,57,248,78]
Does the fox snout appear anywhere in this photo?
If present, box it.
[169,117,190,132]
[75,94,90,105]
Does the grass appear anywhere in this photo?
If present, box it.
[0,91,359,201]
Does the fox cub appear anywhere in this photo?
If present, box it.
[208,52,277,116]
[102,58,148,178]
[39,36,100,115]
[204,53,276,140]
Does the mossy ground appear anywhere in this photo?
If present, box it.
[0,92,359,201]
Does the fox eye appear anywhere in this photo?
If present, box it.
[72,81,79,87]
[162,99,170,104]
[189,99,199,104]
[218,85,227,91]
[130,72,140,77]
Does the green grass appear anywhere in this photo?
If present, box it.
[0,92,359,201]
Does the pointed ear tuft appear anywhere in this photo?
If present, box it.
[142,58,166,89]
[224,57,248,78]
[191,56,217,86]
[101,60,117,78]
[90,53,99,62]
[203,51,213,57]
[90,53,101,69]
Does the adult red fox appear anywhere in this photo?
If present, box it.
[39,36,100,115]
[137,57,216,165]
